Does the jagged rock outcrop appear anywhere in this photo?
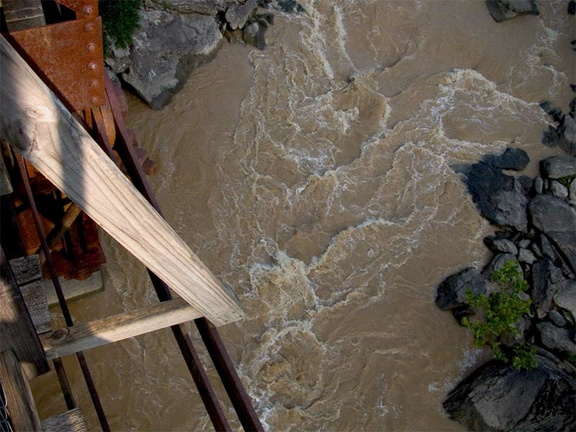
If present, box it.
[443,356,576,431]
[485,0,540,22]
[122,11,223,109]
[439,147,576,431]
[107,0,305,109]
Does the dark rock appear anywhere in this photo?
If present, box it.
[569,0,576,15]
[548,310,567,327]
[518,239,531,249]
[541,125,560,147]
[518,248,536,265]
[569,179,576,204]
[105,46,131,74]
[266,0,304,13]
[242,20,267,50]
[436,268,487,311]
[531,259,557,319]
[517,175,533,195]
[540,155,576,179]
[485,0,540,22]
[531,242,542,257]
[529,195,576,274]
[485,253,518,276]
[122,11,223,109]
[537,322,576,355]
[533,176,544,194]
[484,147,530,171]
[464,162,529,232]
[554,279,576,320]
[443,355,576,431]
[538,233,557,263]
[550,180,569,199]
[225,0,258,30]
[484,236,518,255]
[558,115,576,156]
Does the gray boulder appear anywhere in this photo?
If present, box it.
[558,115,576,156]
[443,356,576,431]
[122,11,223,109]
[485,0,540,22]
[436,268,487,311]
[464,162,529,233]
[540,155,576,179]
[529,195,576,275]
[537,322,576,355]
[554,279,576,320]
[225,0,258,29]
[484,236,518,255]
[531,259,558,319]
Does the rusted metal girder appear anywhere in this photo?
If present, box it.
[103,75,264,432]
[4,0,105,112]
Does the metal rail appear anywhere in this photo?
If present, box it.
[15,155,111,432]
[103,76,264,432]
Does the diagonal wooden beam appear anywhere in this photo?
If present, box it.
[0,35,245,326]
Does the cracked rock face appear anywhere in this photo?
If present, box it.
[122,10,223,109]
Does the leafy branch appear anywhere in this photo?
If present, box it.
[462,260,536,370]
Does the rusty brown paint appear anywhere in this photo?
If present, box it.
[7,17,105,112]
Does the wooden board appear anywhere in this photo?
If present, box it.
[0,248,49,378]
[9,255,41,286]
[0,349,43,431]
[0,36,245,326]
[20,280,51,334]
[41,408,87,432]
[41,298,202,360]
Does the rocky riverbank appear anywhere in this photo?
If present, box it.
[105,0,303,109]
[435,3,576,430]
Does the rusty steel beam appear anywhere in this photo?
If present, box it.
[102,75,262,431]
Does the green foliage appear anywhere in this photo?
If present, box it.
[462,260,535,371]
[558,175,575,188]
[99,0,142,55]
[512,344,537,371]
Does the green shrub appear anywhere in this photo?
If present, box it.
[99,0,142,55]
[462,260,535,370]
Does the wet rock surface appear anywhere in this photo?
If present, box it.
[439,145,576,431]
[485,0,540,22]
[108,0,305,109]
[443,356,576,432]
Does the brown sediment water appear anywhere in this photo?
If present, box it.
[32,1,575,430]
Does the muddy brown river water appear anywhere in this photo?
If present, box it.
[33,1,575,430]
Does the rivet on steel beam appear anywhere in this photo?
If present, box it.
[87,43,96,52]
[90,79,99,88]
[91,96,99,104]
[87,62,97,70]
[84,23,95,32]
[83,6,94,15]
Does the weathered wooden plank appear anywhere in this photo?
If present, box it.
[41,408,87,432]
[0,36,245,326]
[0,349,42,431]
[0,248,49,378]
[41,298,202,360]
[8,255,50,334]
[9,254,41,286]
[20,280,51,334]
[2,0,45,31]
